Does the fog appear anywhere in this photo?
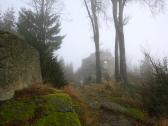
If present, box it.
[1,1,168,123]
[1,0,168,71]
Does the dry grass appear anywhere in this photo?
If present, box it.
[14,84,59,99]
[75,81,152,125]
[105,81,143,108]
[81,81,143,109]
[157,118,168,126]
[64,84,95,126]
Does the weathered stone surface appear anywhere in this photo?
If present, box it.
[0,31,42,101]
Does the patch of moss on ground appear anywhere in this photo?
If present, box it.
[0,100,36,125]
[33,93,81,126]
[0,91,81,126]
[125,107,145,121]
[71,99,88,126]
[34,112,81,126]
[42,93,74,113]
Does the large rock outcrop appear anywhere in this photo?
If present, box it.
[0,31,42,101]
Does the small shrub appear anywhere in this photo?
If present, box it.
[41,56,67,88]
[142,54,168,117]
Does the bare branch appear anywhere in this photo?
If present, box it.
[141,0,165,14]
[123,15,130,25]
[83,0,96,33]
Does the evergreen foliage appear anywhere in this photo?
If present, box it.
[143,54,168,117]
[17,0,66,87]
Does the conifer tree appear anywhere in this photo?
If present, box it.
[17,0,66,87]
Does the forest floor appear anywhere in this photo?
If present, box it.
[1,81,164,126]
[66,81,152,126]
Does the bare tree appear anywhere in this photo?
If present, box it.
[110,0,165,84]
[83,0,102,83]
[0,8,16,32]
[110,0,127,84]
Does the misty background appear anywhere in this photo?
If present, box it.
[1,0,168,70]
[1,0,168,124]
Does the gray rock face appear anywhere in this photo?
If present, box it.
[0,31,42,101]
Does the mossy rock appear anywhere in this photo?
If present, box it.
[0,92,81,126]
[34,112,81,126]
[42,93,74,113]
[0,100,36,125]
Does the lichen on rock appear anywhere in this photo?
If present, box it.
[0,31,42,101]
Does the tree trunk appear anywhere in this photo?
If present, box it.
[92,0,102,83]
[111,0,128,84]
[95,42,102,83]
[84,0,102,83]
[115,33,120,81]
[118,0,128,84]
[111,0,120,81]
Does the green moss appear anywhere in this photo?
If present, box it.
[71,99,87,126]
[0,100,36,125]
[0,92,82,126]
[42,93,74,113]
[33,93,81,126]
[34,112,81,126]
[125,108,145,121]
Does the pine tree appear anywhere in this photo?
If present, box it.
[17,0,66,87]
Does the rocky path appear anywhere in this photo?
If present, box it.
[76,84,148,126]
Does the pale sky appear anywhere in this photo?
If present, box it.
[1,0,168,70]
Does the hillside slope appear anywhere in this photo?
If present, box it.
[0,85,81,126]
